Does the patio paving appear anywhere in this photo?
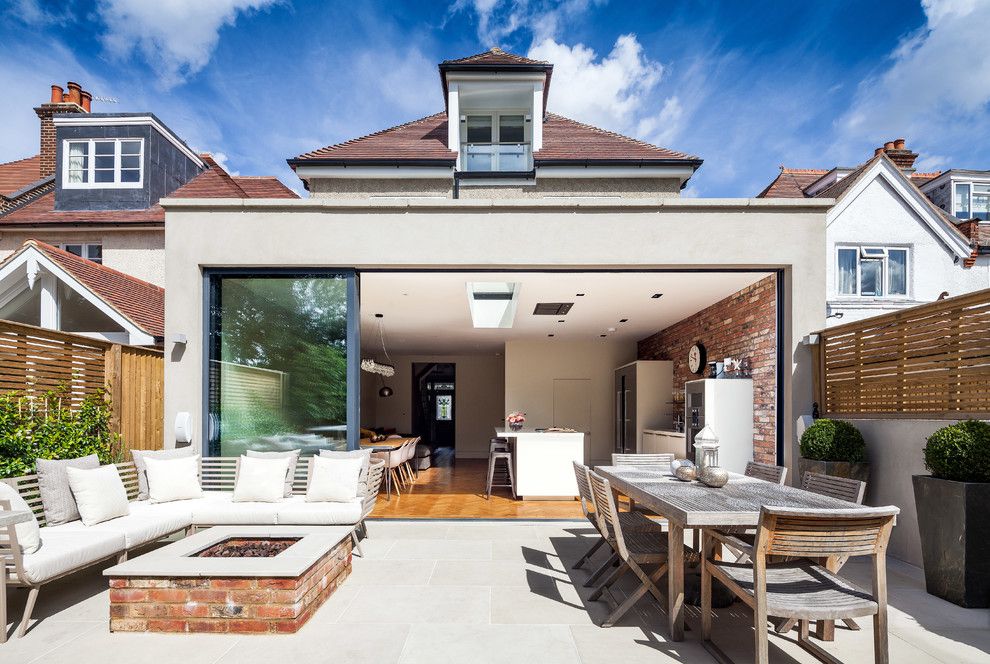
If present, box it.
[4,520,989,663]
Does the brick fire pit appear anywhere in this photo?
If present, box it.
[104,526,352,634]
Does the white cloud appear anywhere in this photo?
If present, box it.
[450,0,602,45]
[837,0,990,149]
[96,0,282,89]
[529,35,683,146]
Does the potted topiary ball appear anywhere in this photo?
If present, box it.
[798,419,869,484]
[913,420,990,608]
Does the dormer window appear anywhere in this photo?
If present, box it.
[954,182,990,220]
[462,113,530,172]
[63,138,144,188]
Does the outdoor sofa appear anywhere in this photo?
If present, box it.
[0,454,385,640]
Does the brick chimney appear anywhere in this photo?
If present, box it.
[34,82,90,178]
[876,137,918,171]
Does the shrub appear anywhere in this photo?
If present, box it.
[0,387,121,478]
[799,419,867,462]
[923,420,990,483]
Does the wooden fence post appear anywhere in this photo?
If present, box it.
[105,343,123,438]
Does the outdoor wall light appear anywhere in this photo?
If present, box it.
[171,333,188,345]
[378,386,394,398]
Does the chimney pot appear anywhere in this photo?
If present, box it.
[66,81,82,105]
[894,138,906,150]
[62,92,70,103]
[80,90,92,113]
[884,141,895,151]
[874,147,884,156]
[50,84,64,104]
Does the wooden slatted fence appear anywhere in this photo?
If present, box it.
[814,289,990,418]
[0,320,164,452]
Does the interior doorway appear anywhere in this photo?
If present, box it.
[412,362,456,451]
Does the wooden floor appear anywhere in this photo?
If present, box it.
[369,456,584,519]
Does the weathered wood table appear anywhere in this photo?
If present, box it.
[594,465,864,642]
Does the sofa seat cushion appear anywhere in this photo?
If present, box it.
[189,492,281,525]
[54,501,191,549]
[20,529,125,584]
[274,496,363,525]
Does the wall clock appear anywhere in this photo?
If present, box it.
[688,342,707,375]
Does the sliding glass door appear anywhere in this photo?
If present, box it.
[206,270,358,457]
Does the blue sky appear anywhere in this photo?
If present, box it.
[1,0,988,196]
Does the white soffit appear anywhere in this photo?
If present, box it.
[360,270,772,355]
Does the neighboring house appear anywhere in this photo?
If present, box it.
[0,82,297,286]
[757,140,988,324]
[288,48,703,198]
[920,169,990,221]
[0,81,298,345]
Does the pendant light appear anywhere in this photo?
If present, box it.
[371,314,393,397]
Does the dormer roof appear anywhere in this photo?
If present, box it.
[441,47,550,67]
[439,47,554,114]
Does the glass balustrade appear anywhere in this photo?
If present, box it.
[462,143,531,172]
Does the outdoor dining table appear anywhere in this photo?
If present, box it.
[594,464,866,642]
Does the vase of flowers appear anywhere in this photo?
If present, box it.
[506,411,526,431]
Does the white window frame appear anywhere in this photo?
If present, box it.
[61,138,144,189]
[835,244,910,299]
[59,243,103,264]
[460,109,532,172]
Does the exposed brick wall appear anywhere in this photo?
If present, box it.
[109,537,351,634]
[33,102,84,178]
[637,276,778,463]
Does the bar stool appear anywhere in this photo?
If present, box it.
[485,437,516,499]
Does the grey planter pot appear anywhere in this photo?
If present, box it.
[797,457,870,485]
[912,475,990,608]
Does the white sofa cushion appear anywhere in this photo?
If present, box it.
[274,496,363,525]
[20,528,125,584]
[189,492,280,525]
[54,501,192,549]
[306,456,362,502]
[36,454,100,525]
[132,447,197,500]
[319,448,372,479]
[145,455,203,503]
[245,449,300,497]
[233,456,289,503]
[0,481,42,554]
[66,465,130,526]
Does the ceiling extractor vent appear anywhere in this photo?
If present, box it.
[533,302,573,316]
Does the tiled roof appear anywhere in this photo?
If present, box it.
[759,165,943,199]
[0,154,296,225]
[0,155,43,197]
[27,240,164,338]
[289,112,701,166]
[441,47,549,66]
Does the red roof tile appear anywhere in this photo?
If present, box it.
[290,112,700,166]
[26,240,164,338]
[0,155,43,198]
[441,47,548,66]
[759,165,943,199]
[0,154,296,226]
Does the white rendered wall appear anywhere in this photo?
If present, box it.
[826,177,987,325]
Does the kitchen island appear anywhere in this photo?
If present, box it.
[495,427,584,500]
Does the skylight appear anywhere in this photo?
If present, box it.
[466,282,520,328]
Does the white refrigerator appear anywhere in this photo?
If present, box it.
[684,378,754,474]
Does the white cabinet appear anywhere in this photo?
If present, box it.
[642,429,686,457]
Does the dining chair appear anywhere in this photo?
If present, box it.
[770,472,870,637]
[701,505,898,664]
[571,462,664,572]
[745,461,788,485]
[586,470,672,628]
[610,453,675,512]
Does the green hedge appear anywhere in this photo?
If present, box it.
[924,420,990,483]
[799,419,867,463]
[0,387,121,478]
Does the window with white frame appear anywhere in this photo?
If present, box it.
[63,138,143,188]
[461,112,530,172]
[836,246,908,298]
[954,182,990,220]
[60,243,103,264]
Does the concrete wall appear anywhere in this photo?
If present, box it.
[0,229,165,285]
[835,418,975,567]
[504,340,636,465]
[162,196,829,475]
[360,353,504,459]
[827,176,988,324]
[310,176,681,199]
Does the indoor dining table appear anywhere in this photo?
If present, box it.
[594,464,866,641]
[359,437,409,500]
